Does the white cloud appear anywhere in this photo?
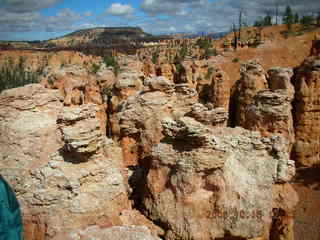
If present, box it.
[0,8,84,34]
[1,0,320,40]
[139,0,320,34]
[106,3,134,16]
[141,0,208,15]
[0,0,62,13]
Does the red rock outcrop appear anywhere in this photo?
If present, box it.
[292,55,320,167]
[267,67,295,99]
[142,57,156,77]
[0,84,138,239]
[155,62,175,81]
[290,40,320,240]
[109,69,298,239]
[233,60,268,126]
[41,65,104,106]
[4,31,319,240]
[141,117,296,240]
[244,90,295,151]
[232,63,296,153]
[210,67,230,109]
[115,81,197,166]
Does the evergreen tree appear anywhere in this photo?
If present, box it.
[300,15,314,29]
[263,15,272,26]
[283,5,294,30]
[254,14,272,27]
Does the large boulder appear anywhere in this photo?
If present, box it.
[57,104,105,161]
[141,117,296,240]
[0,84,129,239]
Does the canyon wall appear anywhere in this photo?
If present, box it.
[1,32,320,240]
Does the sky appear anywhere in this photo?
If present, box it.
[0,0,319,41]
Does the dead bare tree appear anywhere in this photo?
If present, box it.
[238,10,243,44]
[275,4,279,25]
[232,22,238,50]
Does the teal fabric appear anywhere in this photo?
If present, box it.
[0,176,23,240]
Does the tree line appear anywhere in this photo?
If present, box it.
[0,57,41,93]
[254,5,320,29]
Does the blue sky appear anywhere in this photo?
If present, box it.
[0,0,319,41]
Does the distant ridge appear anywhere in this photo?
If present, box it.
[0,27,165,52]
[45,27,155,48]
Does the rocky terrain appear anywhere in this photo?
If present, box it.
[0,24,320,240]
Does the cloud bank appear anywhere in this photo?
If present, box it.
[139,0,320,34]
[0,0,319,40]
[107,3,134,16]
[0,0,62,13]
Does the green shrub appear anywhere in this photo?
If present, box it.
[103,56,120,76]
[152,52,159,64]
[232,58,240,63]
[0,57,40,93]
[196,38,211,49]
[205,67,214,80]
[178,44,188,61]
[175,62,183,75]
[300,15,314,29]
[204,48,218,59]
[91,63,101,74]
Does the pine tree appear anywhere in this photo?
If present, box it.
[263,15,272,26]
[283,5,294,30]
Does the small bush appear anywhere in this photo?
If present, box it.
[151,50,159,64]
[300,15,314,30]
[103,56,120,76]
[175,62,184,75]
[232,58,240,63]
[178,44,188,61]
[204,48,218,59]
[91,63,101,74]
[205,67,214,80]
[196,38,211,49]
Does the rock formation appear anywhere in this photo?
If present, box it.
[0,84,140,239]
[210,67,230,109]
[233,60,268,126]
[292,51,320,167]
[232,64,295,152]
[244,90,295,151]
[57,104,106,161]
[4,29,320,239]
[186,103,228,127]
[290,39,320,240]
[142,118,296,240]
